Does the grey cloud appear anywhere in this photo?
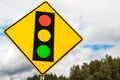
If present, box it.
[0,46,33,77]
[0,60,33,76]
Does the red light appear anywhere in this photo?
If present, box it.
[39,15,51,27]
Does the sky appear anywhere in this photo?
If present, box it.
[0,0,120,80]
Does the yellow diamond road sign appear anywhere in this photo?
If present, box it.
[5,1,83,74]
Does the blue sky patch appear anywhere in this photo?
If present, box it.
[0,24,10,37]
[84,44,114,51]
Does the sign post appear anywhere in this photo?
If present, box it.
[4,1,83,75]
[40,75,45,80]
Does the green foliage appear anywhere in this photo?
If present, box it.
[27,74,68,80]
[27,55,120,80]
[69,65,81,80]
[69,55,120,80]
[45,73,57,80]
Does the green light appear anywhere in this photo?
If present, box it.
[37,45,50,58]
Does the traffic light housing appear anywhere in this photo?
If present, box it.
[33,11,55,62]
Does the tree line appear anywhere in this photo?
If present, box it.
[27,74,68,80]
[27,55,120,80]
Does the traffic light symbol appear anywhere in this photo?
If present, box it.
[33,11,55,62]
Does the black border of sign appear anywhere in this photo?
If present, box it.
[4,1,83,75]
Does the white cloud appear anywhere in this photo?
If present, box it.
[0,0,44,26]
